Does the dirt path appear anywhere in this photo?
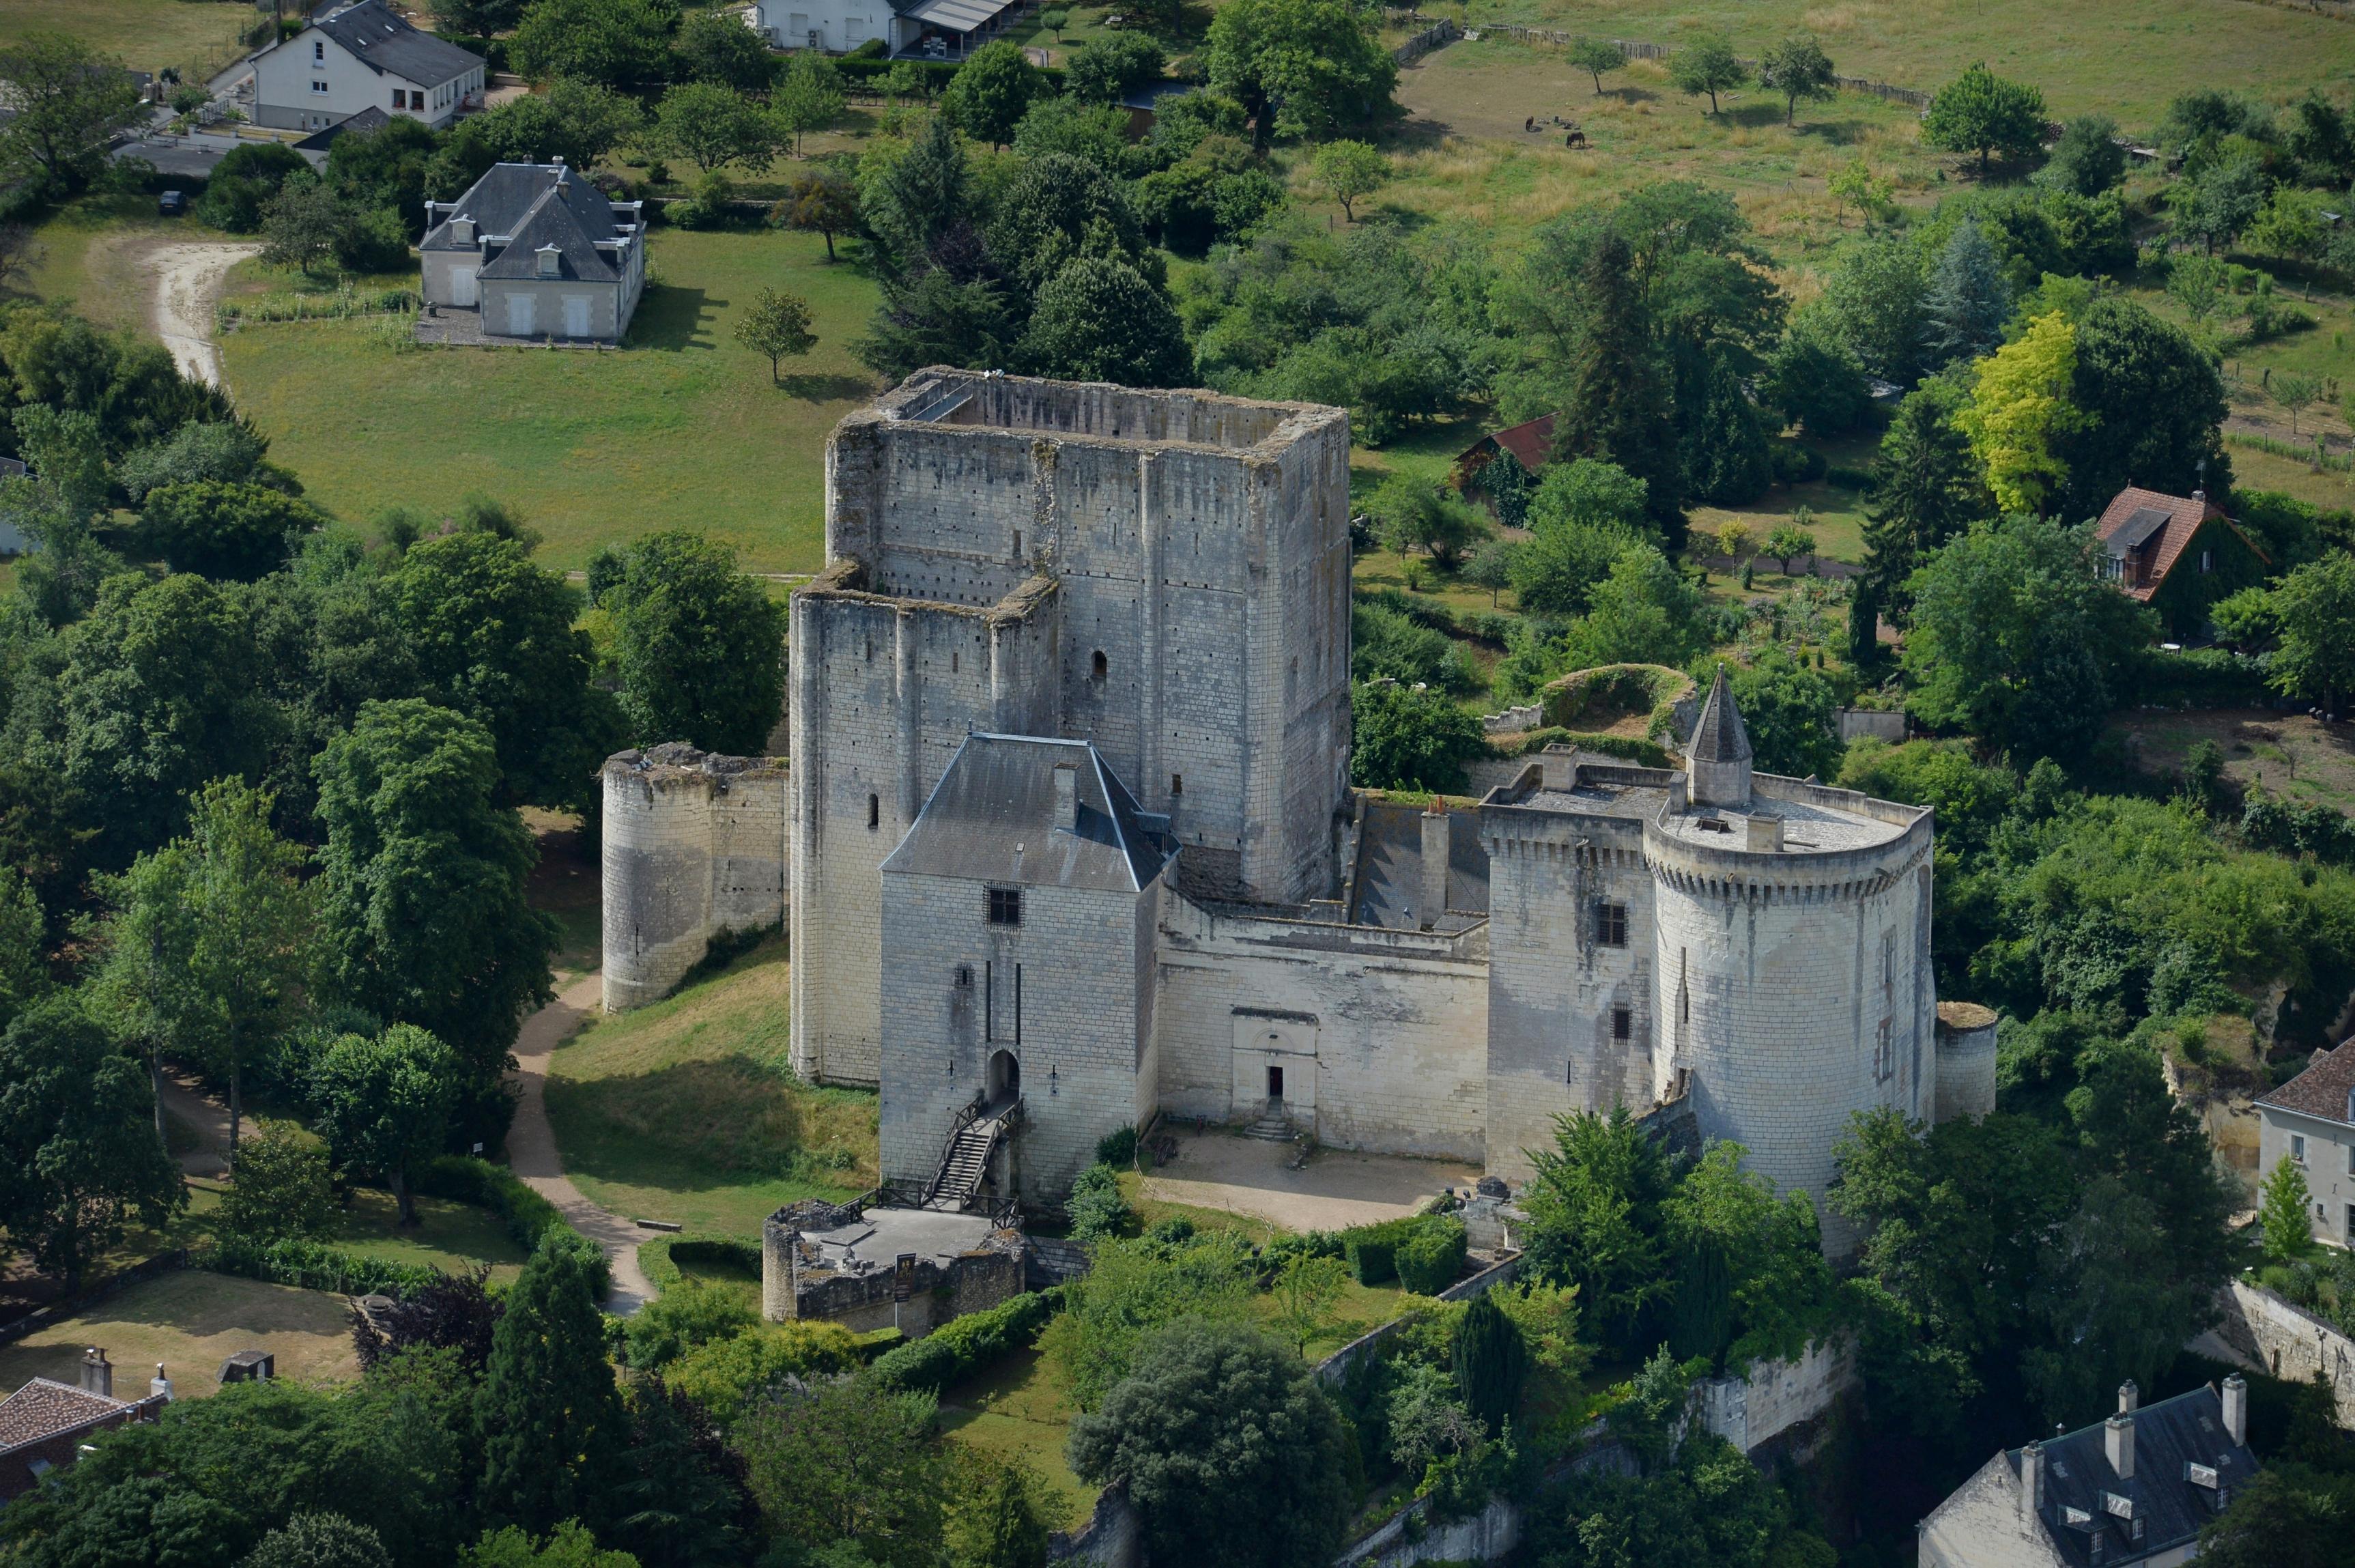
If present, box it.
[507,974,656,1314]
[156,1066,231,1180]
[149,242,259,388]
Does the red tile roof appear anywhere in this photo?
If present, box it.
[0,1380,126,1453]
[1459,415,1557,476]
[2258,1042,2355,1126]
[2093,487,2269,601]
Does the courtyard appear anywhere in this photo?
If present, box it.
[1138,1128,1481,1234]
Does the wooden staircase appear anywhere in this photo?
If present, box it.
[924,1097,1019,1212]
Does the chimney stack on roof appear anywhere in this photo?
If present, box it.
[2105,1411,2135,1481]
[2118,1380,2139,1415]
[1421,801,1451,932]
[1053,760,1079,833]
[2223,1375,2248,1446]
[2019,1440,2044,1528]
[150,1364,172,1401]
[78,1347,111,1399]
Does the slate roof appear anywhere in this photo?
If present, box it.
[311,0,480,86]
[2257,1042,2355,1126]
[423,163,631,284]
[2006,1385,2253,1567]
[1688,666,1752,764]
[0,1380,126,1454]
[1350,799,1489,930]
[881,735,1172,893]
[293,104,388,152]
[2093,486,2270,603]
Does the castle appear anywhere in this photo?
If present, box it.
[601,371,1995,1240]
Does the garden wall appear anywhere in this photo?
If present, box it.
[1693,1338,1855,1457]
[2205,1279,2355,1425]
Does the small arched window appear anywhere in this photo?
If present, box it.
[1091,650,1107,681]
[867,793,880,829]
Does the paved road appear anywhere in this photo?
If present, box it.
[149,242,259,387]
[506,975,656,1314]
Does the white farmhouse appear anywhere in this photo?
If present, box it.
[2256,1041,2355,1250]
[225,0,485,134]
[419,161,646,343]
[743,0,1023,59]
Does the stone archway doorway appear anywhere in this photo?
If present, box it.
[987,1049,1020,1103]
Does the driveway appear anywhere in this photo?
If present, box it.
[149,242,260,387]
[1140,1129,1480,1233]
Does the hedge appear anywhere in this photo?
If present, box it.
[1395,1216,1468,1296]
[202,1237,446,1298]
[413,1156,610,1296]
[866,1289,1059,1394]
[836,56,1069,95]
[2124,646,2273,710]
[1488,726,1674,769]
[1339,1216,1424,1286]
[640,1234,766,1294]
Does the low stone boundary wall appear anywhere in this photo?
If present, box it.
[2204,1279,2355,1424]
[1838,709,1907,745]
[1315,1252,1522,1388]
[1394,17,1460,66]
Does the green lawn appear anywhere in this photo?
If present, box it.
[2,0,253,82]
[217,226,883,573]
[939,1346,1100,1524]
[545,935,879,1238]
[330,1188,531,1283]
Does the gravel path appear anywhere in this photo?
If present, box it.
[156,1066,231,1180]
[148,242,259,387]
[506,974,657,1313]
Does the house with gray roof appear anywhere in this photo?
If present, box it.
[1919,1379,2256,1567]
[419,160,646,342]
[227,0,485,133]
[2256,1041,2355,1251]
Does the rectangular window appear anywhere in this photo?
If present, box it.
[2293,1134,2308,1164]
[1595,901,1629,947]
[1611,1006,1631,1042]
[311,79,329,93]
[2201,550,2214,573]
[1875,1018,1894,1083]
[313,39,324,61]
[987,887,1023,927]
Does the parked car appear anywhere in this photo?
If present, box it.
[158,190,186,216]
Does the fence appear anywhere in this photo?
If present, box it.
[1393,17,1460,66]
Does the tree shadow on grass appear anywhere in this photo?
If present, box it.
[1797,117,1871,147]
[1725,101,1792,129]
[775,369,877,402]
[545,1057,874,1195]
[630,283,718,350]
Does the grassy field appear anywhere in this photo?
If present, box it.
[2112,709,2355,814]
[940,1347,1098,1524]
[0,1272,360,1397]
[545,935,878,1238]
[328,1188,531,1283]
[0,0,253,83]
[217,226,882,573]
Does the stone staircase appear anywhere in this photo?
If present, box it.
[924,1098,1018,1212]
[1242,1099,1298,1141]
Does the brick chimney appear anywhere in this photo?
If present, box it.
[1420,801,1451,932]
[78,1347,111,1399]
[2105,1412,2135,1481]
[2019,1440,2044,1528]
[2223,1375,2248,1446]
[1053,760,1079,832]
[2117,1380,2139,1415]
[150,1364,173,1401]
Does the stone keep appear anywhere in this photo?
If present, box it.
[601,744,789,1012]
[790,371,1354,1087]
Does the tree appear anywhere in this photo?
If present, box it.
[2248,187,2329,296]
[589,530,788,754]
[1065,32,1165,106]
[1556,545,1707,670]
[139,480,323,580]
[2045,114,2126,197]
[1372,472,1492,570]
[383,531,618,812]
[2169,152,2267,255]
[1680,347,1772,507]
[1038,8,1070,42]
[1712,522,1751,560]
[311,1027,457,1227]
[1464,540,1517,608]
[2268,554,2355,717]
[986,152,1151,294]
[1019,258,1191,386]
[433,79,645,188]
[210,1121,336,1247]
[1861,382,1983,616]
[1451,1293,1529,1436]
[243,1512,393,1568]
[101,779,311,1156]
[509,0,674,89]
[861,113,972,272]
[610,1376,760,1568]
[1956,312,2085,516]
[1547,231,1684,547]
[261,178,351,279]
[1823,231,1929,384]
[2053,296,2230,520]
[731,287,816,384]
[1765,524,1815,576]
[312,700,559,1122]
[673,8,775,91]
[775,170,859,261]
[1268,1252,1351,1356]
[1922,61,2046,173]
[1068,1320,1354,1568]
[1758,35,1836,126]
[1827,158,1894,226]
[0,34,146,194]
[0,994,182,1294]
[467,1520,639,1568]
[1922,218,2012,369]
[1310,140,1387,223]
[0,870,44,1034]
[430,0,524,41]
[942,40,1043,150]
[735,1377,947,1568]
[943,1452,1059,1568]
[652,83,776,175]
[1350,680,1485,793]
[1902,513,2154,762]
[1206,0,1398,151]
[1569,36,1625,96]
[480,1238,629,1537]
[1669,34,1744,116]
[1767,320,1871,436]
[1519,1108,1674,1358]
[2275,371,2323,435]
[771,51,847,156]
[1724,651,1839,779]
[1012,96,1131,165]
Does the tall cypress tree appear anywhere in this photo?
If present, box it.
[1922,218,2012,368]
[1666,1238,1732,1365]
[1550,231,1687,550]
[1860,382,1986,618]
[1679,347,1773,507]
[1449,1292,1530,1437]
[479,1238,628,1538]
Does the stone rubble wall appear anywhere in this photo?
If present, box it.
[2206,1279,2355,1425]
[601,747,788,1014]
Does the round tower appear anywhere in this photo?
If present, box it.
[601,745,719,1013]
[1933,1001,2000,1124]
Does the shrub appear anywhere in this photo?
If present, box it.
[1096,1125,1139,1167]
[1340,1216,1421,1285]
[866,1289,1058,1393]
[204,1236,445,1296]
[1396,1216,1468,1295]
[1068,1163,1131,1241]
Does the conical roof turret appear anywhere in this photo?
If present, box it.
[1687,666,1754,807]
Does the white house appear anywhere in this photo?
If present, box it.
[419,161,646,343]
[743,0,1022,59]
[2256,1041,2355,1251]
[226,0,485,133]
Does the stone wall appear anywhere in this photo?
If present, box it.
[2206,1279,2355,1425]
[1047,1483,1141,1568]
[601,746,788,1013]
[1152,889,1490,1160]
[758,1201,1026,1335]
[1694,1338,1857,1456]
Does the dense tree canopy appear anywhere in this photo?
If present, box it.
[1207,0,1398,149]
[588,530,786,755]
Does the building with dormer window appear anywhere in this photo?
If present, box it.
[222,0,484,133]
[418,161,646,342]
